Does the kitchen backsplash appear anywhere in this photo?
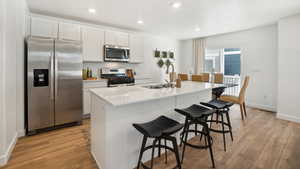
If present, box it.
[83,62,140,78]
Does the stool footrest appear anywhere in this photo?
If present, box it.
[182,136,213,149]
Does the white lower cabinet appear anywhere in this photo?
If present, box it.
[83,89,91,115]
[83,81,107,115]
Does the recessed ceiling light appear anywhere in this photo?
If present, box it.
[88,8,96,14]
[195,27,201,32]
[171,2,182,8]
[137,20,144,24]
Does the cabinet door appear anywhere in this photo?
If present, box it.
[129,34,144,63]
[83,89,91,115]
[105,31,118,45]
[117,32,129,47]
[105,31,129,46]
[59,22,81,41]
[31,17,58,38]
[82,27,105,62]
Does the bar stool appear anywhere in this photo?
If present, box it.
[133,116,184,169]
[200,99,234,152]
[175,104,216,168]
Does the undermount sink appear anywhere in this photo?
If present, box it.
[143,84,170,89]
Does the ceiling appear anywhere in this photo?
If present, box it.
[27,0,300,40]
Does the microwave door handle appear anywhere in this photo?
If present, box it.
[126,50,129,59]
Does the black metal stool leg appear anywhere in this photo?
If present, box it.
[225,111,234,141]
[200,127,204,142]
[181,124,190,164]
[158,139,161,157]
[164,139,167,164]
[136,136,147,169]
[205,124,215,168]
[220,113,227,152]
[150,139,158,169]
[180,118,188,147]
[210,114,214,128]
[171,137,182,169]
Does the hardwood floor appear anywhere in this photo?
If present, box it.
[1,106,300,169]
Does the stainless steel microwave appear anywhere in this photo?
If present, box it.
[104,45,130,62]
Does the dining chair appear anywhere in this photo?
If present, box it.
[219,76,250,120]
[201,73,210,82]
[178,74,189,81]
[214,73,224,84]
[191,75,203,82]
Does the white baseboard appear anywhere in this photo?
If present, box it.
[277,113,300,124]
[17,129,25,138]
[91,151,102,169]
[246,102,277,112]
[0,132,18,166]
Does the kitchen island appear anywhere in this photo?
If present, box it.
[90,81,218,169]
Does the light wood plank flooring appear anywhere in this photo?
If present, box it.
[1,106,300,169]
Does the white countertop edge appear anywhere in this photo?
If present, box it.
[89,86,212,107]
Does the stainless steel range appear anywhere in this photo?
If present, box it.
[101,68,135,87]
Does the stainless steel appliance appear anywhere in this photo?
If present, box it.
[104,45,130,62]
[25,37,83,135]
[101,68,135,87]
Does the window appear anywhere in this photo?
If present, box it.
[224,48,241,76]
[204,48,241,76]
[205,48,241,96]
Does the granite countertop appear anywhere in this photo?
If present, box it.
[90,81,222,106]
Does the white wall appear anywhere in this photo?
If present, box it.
[179,40,194,74]
[0,0,6,159]
[0,0,28,166]
[179,25,278,111]
[277,14,300,123]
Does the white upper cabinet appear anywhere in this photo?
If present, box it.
[105,31,129,47]
[129,34,144,63]
[117,32,129,47]
[30,17,58,38]
[59,22,81,41]
[81,27,105,62]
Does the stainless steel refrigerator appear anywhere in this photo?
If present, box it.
[25,37,83,135]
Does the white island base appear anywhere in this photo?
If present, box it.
[90,82,213,169]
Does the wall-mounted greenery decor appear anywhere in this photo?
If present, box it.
[165,59,171,67]
[169,51,174,59]
[162,51,168,58]
[165,59,171,74]
[157,59,164,68]
[154,49,161,58]
[154,49,175,74]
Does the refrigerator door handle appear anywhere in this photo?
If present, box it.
[50,51,54,100]
[55,56,58,98]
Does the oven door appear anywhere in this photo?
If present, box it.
[104,45,129,62]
